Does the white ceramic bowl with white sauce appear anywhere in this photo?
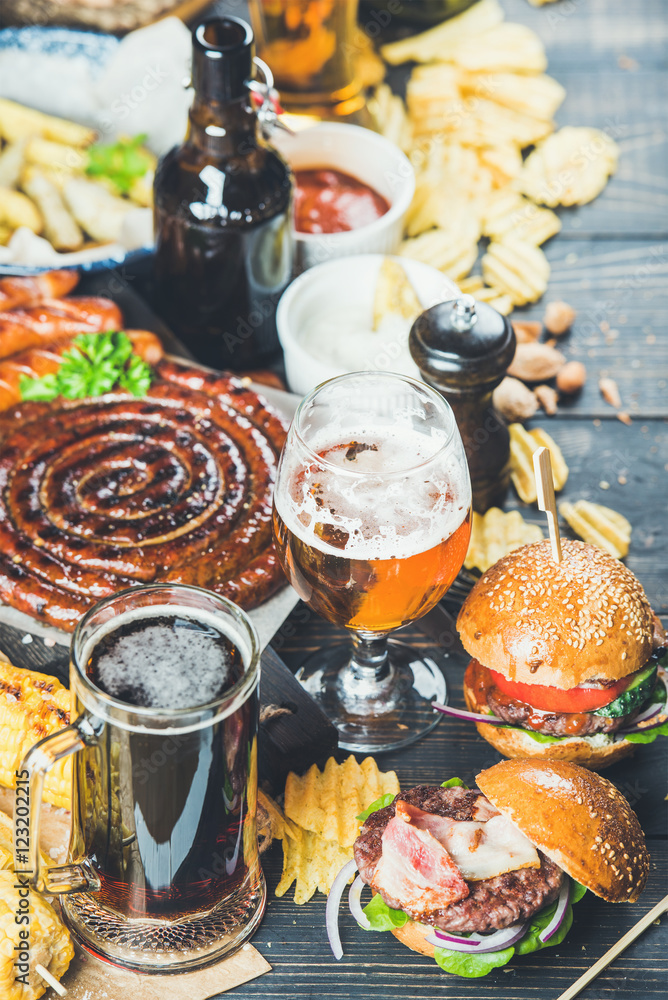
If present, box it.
[271,122,415,270]
[276,253,459,396]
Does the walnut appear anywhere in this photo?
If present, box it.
[512,320,542,344]
[507,343,566,382]
[534,384,559,415]
[599,377,622,409]
[556,360,587,394]
[543,300,577,335]
[493,377,539,422]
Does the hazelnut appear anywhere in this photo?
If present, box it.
[493,377,538,422]
[544,300,577,335]
[556,361,587,394]
[534,384,559,415]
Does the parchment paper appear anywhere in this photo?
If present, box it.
[47,942,271,1000]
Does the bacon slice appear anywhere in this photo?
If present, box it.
[371,815,469,915]
[395,800,540,881]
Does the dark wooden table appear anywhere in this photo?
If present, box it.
[230,2,668,998]
[0,1,666,998]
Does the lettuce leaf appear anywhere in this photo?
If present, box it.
[357,793,396,822]
[622,719,668,743]
[433,945,516,978]
[361,893,409,931]
[441,777,468,788]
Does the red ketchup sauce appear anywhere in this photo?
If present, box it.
[294,168,390,235]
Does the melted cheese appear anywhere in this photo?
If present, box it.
[395,800,540,882]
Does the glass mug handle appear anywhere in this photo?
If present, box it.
[15,714,101,894]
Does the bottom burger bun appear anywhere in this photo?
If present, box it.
[463,665,635,770]
[476,759,649,903]
[391,919,435,957]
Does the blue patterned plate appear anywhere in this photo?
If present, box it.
[0,25,152,275]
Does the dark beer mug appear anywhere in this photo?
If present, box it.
[17,584,265,973]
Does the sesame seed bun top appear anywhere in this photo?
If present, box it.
[476,759,650,903]
[457,540,654,689]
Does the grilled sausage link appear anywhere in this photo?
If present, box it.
[0,296,122,359]
[0,268,79,313]
[0,330,164,412]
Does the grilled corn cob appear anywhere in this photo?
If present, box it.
[0,869,73,999]
[0,661,71,810]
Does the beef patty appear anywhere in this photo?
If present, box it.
[468,659,639,737]
[354,785,565,933]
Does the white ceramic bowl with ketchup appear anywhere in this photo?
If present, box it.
[272,122,415,269]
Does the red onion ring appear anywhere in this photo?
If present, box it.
[539,879,571,942]
[431,701,508,726]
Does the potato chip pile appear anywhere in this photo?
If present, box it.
[369,0,619,310]
[465,507,543,573]
[268,756,400,905]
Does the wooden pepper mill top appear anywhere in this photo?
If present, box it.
[409,295,516,512]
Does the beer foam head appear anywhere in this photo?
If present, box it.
[275,425,470,560]
[85,608,244,710]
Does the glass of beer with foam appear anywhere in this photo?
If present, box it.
[273,371,471,751]
[16,584,265,973]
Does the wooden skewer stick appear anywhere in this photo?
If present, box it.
[533,446,562,563]
[35,963,67,996]
[555,894,668,1000]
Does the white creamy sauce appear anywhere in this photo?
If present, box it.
[299,308,420,380]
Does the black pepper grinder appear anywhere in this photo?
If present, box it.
[409,295,516,513]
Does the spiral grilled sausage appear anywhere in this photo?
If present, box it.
[0,359,288,630]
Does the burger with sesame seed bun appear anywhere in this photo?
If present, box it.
[447,540,668,770]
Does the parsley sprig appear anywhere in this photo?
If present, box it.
[20,332,153,402]
[85,134,152,194]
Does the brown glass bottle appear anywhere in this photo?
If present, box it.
[154,17,294,371]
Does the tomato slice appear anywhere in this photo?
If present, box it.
[488,668,633,713]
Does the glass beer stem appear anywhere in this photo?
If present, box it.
[349,633,389,679]
[338,632,402,715]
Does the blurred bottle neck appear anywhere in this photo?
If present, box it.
[185,94,258,158]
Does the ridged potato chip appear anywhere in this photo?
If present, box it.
[559,500,631,558]
[274,756,400,904]
[275,827,354,904]
[465,507,544,573]
[482,239,550,306]
[509,424,569,503]
[516,126,619,207]
[459,71,565,121]
[399,228,479,282]
[381,0,504,65]
[284,755,400,849]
